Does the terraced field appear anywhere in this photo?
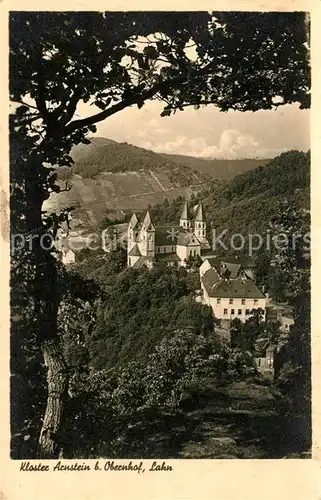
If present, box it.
[44,137,270,228]
[44,167,208,227]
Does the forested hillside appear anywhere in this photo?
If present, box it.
[58,137,212,180]
[202,150,309,234]
[73,252,211,370]
[58,136,269,180]
[145,150,310,237]
[161,153,270,179]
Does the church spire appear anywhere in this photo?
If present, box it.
[128,213,139,229]
[194,202,206,241]
[180,201,191,229]
[195,202,205,222]
[142,210,155,231]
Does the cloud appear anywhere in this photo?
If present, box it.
[122,105,299,159]
[148,129,285,159]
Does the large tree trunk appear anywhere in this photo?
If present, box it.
[37,338,69,459]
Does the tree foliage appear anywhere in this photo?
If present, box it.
[10,11,310,457]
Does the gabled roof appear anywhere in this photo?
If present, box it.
[128,243,141,257]
[142,210,155,231]
[177,232,200,246]
[202,275,266,299]
[128,213,139,230]
[201,268,221,295]
[220,262,242,279]
[204,255,256,275]
[195,202,205,222]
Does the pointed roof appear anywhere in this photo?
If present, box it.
[142,210,155,231]
[195,202,205,222]
[128,243,141,257]
[177,231,200,246]
[129,213,139,229]
[180,201,191,221]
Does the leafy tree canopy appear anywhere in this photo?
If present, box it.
[11,12,309,169]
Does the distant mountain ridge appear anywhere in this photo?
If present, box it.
[46,137,275,228]
[58,137,270,181]
[160,153,270,179]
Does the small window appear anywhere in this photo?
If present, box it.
[231,309,235,315]
[217,298,221,304]
[224,309,228,315]
[229,298,233,304]
[241,299,246,305]
[238,309,242,315]
[245,309,250,315]
[254,299,258,305]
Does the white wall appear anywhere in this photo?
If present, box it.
[200,260,212,277]
[201,283,266,322]
[177,244,200,263]
[62,250,75,265]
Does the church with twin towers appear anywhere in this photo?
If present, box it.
[127,201,212,268]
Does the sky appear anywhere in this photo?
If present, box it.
[77,100,310,159]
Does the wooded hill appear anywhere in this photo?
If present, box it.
[146,150,310,238]
[48,137,271,227]
[161,153,270,180]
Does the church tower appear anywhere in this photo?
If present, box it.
[194,202,207,240]
[179,201,192,230]
[139,210,155,257]
[127,213,140,252]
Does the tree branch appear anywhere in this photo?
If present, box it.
[64,62,215,134]
[11,99,40,112]
[64,82,164,134]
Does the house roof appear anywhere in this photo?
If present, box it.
[203,256,256,281]
[201,268,221,294]
[220,262,242,279]
[155,225,180,246]
[212,279,265,299]
[128,243,141,257]
[201,270,265,299]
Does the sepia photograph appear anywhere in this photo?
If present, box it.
[9,10,311,463]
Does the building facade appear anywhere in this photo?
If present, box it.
[200,256,266,322]
[127,201,212,268]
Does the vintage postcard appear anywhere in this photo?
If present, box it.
[1,0,320,499]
